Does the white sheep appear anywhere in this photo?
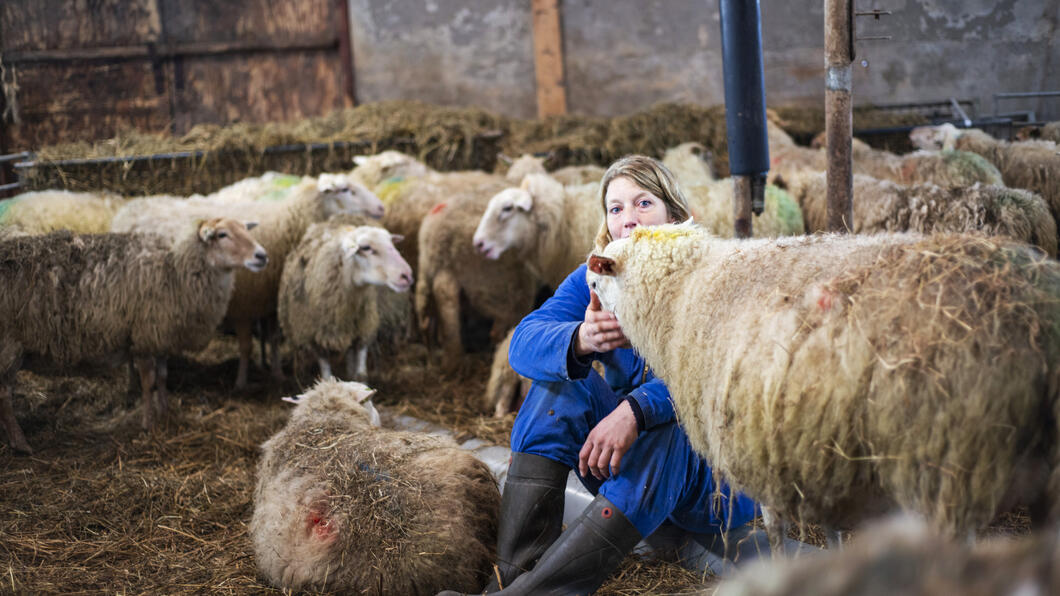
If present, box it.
[0,189,127,236]
[910,123,1060,231]
[415,180,541,367]
[0,218,266,453]
[662,142,715,188]
[777,169,1058,256]
[113,175,375,389]
[206,171,385,219]
[500,153,606,186]
[586,222,1060,553]
[250,378,499,594]
[278,222,412,380]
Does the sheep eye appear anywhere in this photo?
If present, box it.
[358,245,374,254]
[217,231,228,239]
[501,205,513,213]
[590,281,597,289]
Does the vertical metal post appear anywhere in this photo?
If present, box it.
[719,0,770,239]
[825,0,854,233]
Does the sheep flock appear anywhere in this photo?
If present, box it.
[4,119,1060,594]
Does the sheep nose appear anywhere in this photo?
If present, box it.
[254,250,268,265]
[401,271,414,285]
[474,239,485,252]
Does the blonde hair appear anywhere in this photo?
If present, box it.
[593,155,692,249]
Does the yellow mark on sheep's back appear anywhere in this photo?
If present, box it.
[632,226,695,243]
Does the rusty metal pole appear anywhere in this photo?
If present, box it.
[719,0,770,239]
[825,0,854,233]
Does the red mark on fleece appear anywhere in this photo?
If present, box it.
[817,290,834,311]
[306,506,338,543]
[429,202,448,215]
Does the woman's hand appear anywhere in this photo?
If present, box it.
[574,291,631,356]
[578,399,639,480]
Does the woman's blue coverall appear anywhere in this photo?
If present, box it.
[508,264,758,538]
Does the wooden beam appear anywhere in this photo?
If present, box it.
[531,0,567,118]
[4,38,340,64]
[336,0,357,107]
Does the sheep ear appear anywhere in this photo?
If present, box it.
[198,221,216,241]
[281,394,304,405]
[244,221,259,231]
[497,153,513,165]
[588,254,617,276]
[355,388,377,404]
[513,190,533,212]
[390,233,404,244]
[353,155,369,166]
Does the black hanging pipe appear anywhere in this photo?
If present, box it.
[719,0,769,238]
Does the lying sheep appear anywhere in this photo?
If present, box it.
[586,222,1060,553]
[208,172,386,219]
[777,170,1058,256]
[662,142,715,188]
[716,515,1060,596]
[250,378,499,594]
[113,175,374,389]
[416,181,540,366]
[0,190,127,236]
[682,179,804,238]
[0,218,266,453]
[910,123,1060,232]
[484,328,531,417]
[278,222,412,380]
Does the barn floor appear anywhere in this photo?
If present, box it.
[0,337,713,595]
[0,336,1031,594]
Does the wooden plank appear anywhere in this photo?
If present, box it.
[5,39,339,64]
[335,0,357,107]
[171,52,347,134]
[159,0,334,44]
[1,0,160,51]
[531,0,567,118]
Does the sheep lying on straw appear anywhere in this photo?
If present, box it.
[251,379,499,594]
[716,515,1060,596]
[777,170,1058,256]
[0,190,127,236]
[278,222,412,380]
[910,123,1060,229]
[586,222,1060,553]
[0,219,267,453]
[113,174,376,389]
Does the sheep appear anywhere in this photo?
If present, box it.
[715,515,1060,596]
[500,153,606,186]
[0,218,267,453]
[473,173,601,290]
[585,222,1060,554]
[776,170,1058,256]
[772,122,1004,189]
[662,141,715,188]
[207,172,386,219]
[910,123,1060,229]
[0,190,127,236]
[278,222,412,381]
[250,378,499,594]
[113,175,374,389]
[681,179,804,239]
[415,181,541,367]
[484,328,531,417]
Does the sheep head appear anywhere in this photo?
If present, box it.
[473,173,563,260]
[339,226,413,292]
[909,123,959,151]
[197,217,268,272]
[282,378,382,428]
[351,150,430,187]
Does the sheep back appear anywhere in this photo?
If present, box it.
[251,380,499,595]
[1,190,127,235]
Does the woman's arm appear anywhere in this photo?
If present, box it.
[508,265,593,382]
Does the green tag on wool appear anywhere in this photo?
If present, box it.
[0,198,13,222]
[258,174,302,201]
[377,177,408,204]
[765,185,804,235]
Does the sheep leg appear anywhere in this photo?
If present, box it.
[154,357,169,418]
[432,272,463,368]
[256,318,268,370]
[414,273,435,348]
[234,318,253,390]
[1,384,31,454]
[760,505,789,559]
[317,356,334,380]
[135,356,157,430]
[268,330,284,382]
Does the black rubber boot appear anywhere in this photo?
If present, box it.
[484,494,642,595]
[481,452,570,592]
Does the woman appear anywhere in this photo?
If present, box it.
[445,155,758,595]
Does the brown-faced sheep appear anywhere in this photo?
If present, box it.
[0,219,266,453]
[910,123,1060,230]
[250,378,499,595]
[0,190,127,236]
[778,170,1058,256]
[278,222,412,380]
[586,222,1060,555]
[716,516,1060,596]
[416,182,540,367]
[113,175,374,389]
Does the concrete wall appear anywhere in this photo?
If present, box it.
[347,0,1059,121]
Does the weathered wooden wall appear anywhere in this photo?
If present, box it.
[0,0,351,153]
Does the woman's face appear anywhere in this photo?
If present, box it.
[605,176,672,240]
